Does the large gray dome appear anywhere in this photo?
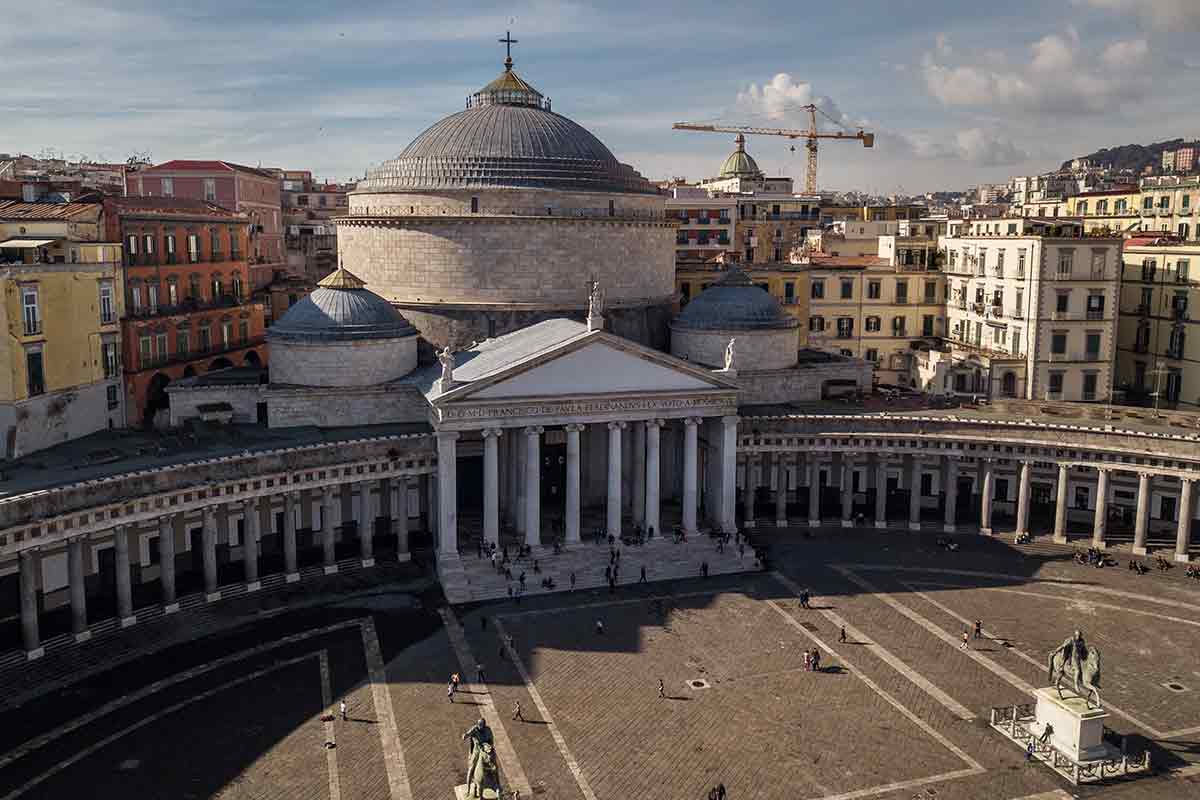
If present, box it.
[356,65,657,195]
[674,269,798,331]
[269,268,416,343]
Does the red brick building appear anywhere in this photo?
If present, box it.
[126,160,284,284]
[115,198,268,425]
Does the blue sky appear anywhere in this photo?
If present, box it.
[4,0,1200,192]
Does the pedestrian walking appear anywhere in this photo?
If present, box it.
[802,649,811,671]
[570,571,576,590]
[658,678,665,698]
[811,649,821,672]
[708,787,718,800]
[605,565,611,582]
[595,619,605,635]
[960,631,969,650]
[717,783,727,800]
[640,565,647,583]
[477,663,486,683]
[340,700,348,721]
[839,626,847,643]
[973,619,983,639]
[451,672,461,691]
[447,681,455,702]
[512,701,523,721]
[1025,740,1035,763]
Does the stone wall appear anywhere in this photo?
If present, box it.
[1,379,125,460]
[269,336,418,387]
[735,362,872,405]
[267,385,429,429]
[670,325,799,371]
[168,384,264,427]
[348,187,664,219]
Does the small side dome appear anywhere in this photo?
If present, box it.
[673,268,797,331]
[719,134,763,179]
[269,266,416,343]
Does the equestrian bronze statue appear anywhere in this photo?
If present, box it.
[1047,629,1102,709]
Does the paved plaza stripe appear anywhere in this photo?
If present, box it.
[0,651,326,800]
[901,579,1188,740]
[1007,791,1072,800]
[439,608,535,799]
[771,571,976,722]
[831,566,1041,697]
[763,597,984,800]
[361,617,414,800]
[491,614,599,800]
[318,650,342,800]
[0,618,363,771]
[836,563,1200,615]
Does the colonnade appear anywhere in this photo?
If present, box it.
[737,451,1196,560]
[437,416,722,559]
[15,477,417,660]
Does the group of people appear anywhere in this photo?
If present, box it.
[801,648,822,672]
[1074,547,1115,568]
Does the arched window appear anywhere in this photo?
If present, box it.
[865,316,881,332]
[231,272,243,300]
[211,273,224,300]
[1001,371,1017,397]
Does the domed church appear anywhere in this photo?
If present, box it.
[337,46,676,356]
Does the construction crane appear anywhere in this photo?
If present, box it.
[673,104,874,194]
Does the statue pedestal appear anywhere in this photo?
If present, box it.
[1034,687,1110,762]
[454,786,500,800]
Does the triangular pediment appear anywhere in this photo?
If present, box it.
[440,334,735,404]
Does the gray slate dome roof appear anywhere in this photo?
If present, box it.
[673,269,798,331]
[719,134,763,179]
[268,267,416,343]
[356,63,657,195]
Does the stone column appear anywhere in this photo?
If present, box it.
[841,459,854,527]
[242,499,260,591]
[1176,478,1193,563]
[645,419,663,537]
[321,486,337,573]
[607,421,626,538]
[565,424,583,544]
[68,537,88,640]
[114,524,135,627]
[283,491,299,581]
[874,455,888,529]
[909,457,922,531]
[1015,461,1032,538]
[482,428,501,549]
[428,474,439,538]
[437,431,460,558]
[202,505,219,599]
[159,513,178,610]
[720,415,738,534]
[632,421,646,528]
[980,460,995,535]
[507,431,519,529]
[943,458,958,533]
[1092,468,1109,548]
[497,432,509,526]
[775,453,788,527]
[524,426,543,547]
[18,549,40,658]
[744,454,758,528]
[394,479,412,561]
[359,480,375,566]
[1053,464,1070,543]
[514,430,526,536]
[808,458,821,527]
[682,418,700,535]
[1133,471,1151,556]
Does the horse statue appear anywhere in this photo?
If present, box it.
[1047,629,1102,709]
[462,719,501,799]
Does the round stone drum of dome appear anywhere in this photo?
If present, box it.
[336,57,675,350]
[267,267,418,387]
[670,269,800,372]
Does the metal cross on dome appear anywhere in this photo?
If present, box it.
[499,30,518,67]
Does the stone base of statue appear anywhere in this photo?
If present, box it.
[1034,687,1110,762]
[454,784,500,800]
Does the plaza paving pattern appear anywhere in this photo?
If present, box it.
[1,529,1199,799]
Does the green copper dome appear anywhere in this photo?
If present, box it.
[719,134,763,178]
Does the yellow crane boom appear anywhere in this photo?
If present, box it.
[673,104,873,194]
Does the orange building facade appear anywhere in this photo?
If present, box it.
[116,198,268,425]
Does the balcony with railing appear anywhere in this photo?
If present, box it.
[1047,350,1104,362]
[126,294,249,321]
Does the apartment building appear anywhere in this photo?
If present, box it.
[1139,176,1200,241]
[0,201,124,456]
[935,218,1121,402]
[1116,237,1200,408]
[115,198,267,425]
[805,252,946,385]
[666,187,736,264]
[275,169,350,283]
[1066,186,1141,235]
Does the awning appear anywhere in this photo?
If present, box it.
[0,238,57,248]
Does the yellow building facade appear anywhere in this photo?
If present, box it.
[0,202,125,457]
[1066,187,1142,235]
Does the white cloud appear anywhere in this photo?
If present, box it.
[1076,0,1200,31]
[919,27,1145,113]
[935,33,952,57]
[1102,38,1149,68]
[892,128,1030,167]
